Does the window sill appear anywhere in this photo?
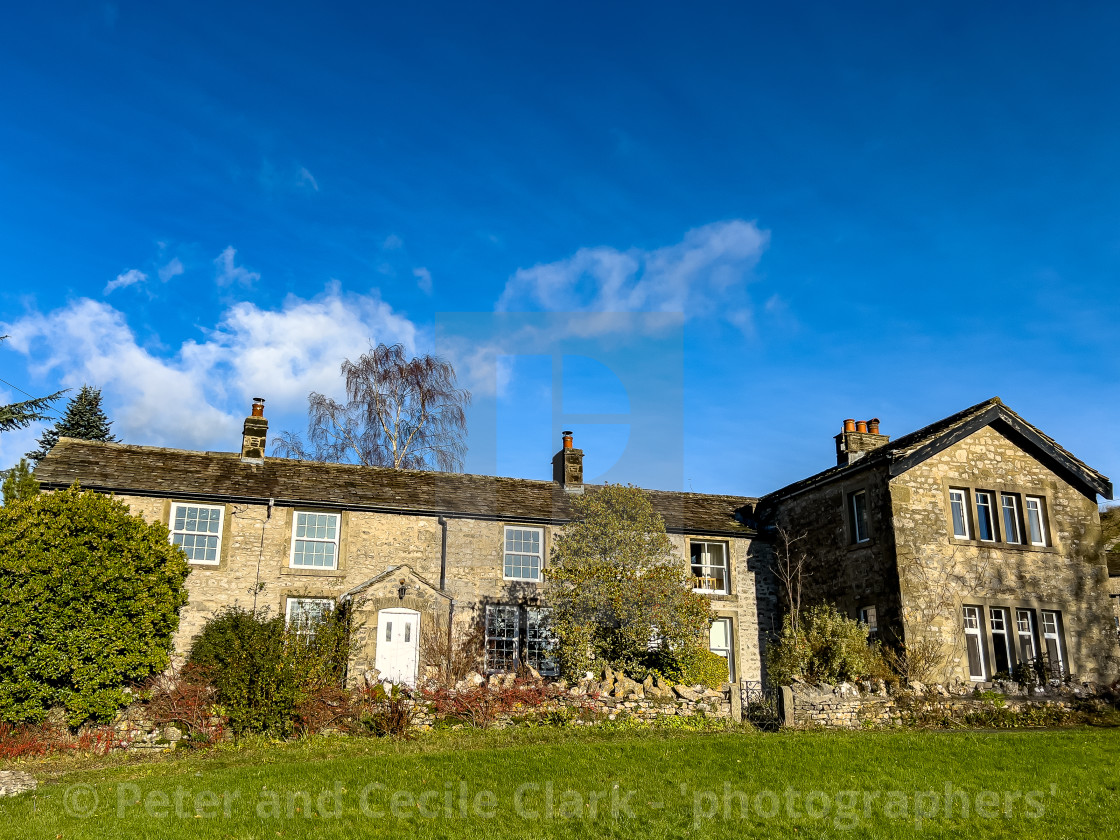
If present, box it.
[693,589,733,599]
[947,538,1057,554]
[503,576,541,584]
[281,566,347,578]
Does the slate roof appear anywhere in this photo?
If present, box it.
[761,397,1113,506]
[34,438,757,537]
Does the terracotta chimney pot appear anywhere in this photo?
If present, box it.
[251,397,266,418]
[856,420,868,434]
[844,419,856,432]
[868,418,880,434]
[562,431,573,450]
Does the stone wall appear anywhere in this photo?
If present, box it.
[782,681,1095,729]
[889,424,1119,684]
[760,461,904,640]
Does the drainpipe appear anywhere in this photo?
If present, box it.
[438,515,453,675]
[438,516,448,591]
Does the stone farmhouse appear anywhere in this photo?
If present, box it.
[33,396,1119,692]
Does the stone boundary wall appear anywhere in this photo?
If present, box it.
[94,673,734,751]
[780,680,1096,729]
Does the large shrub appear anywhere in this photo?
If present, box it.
[766,603,883,686]
[186,606,348,736]
[544,484,713,677]
[0,485,189,725]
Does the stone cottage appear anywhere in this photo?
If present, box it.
[33,404,770,692]
[755,398,1118,685]
[33,396,1119,690]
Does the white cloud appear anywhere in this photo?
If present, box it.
[214,247,261,287]
[413,267,433,295]
[382,234,403,251]
[1,288,418,451]
[297,166,319,191]
[158,257,184,283]
[497,219,770,329]
[104,268,147,295]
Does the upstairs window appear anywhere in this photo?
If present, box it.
[949,489,970,539]
[974,491,996,542]
[504,527,543,581]
[1001,494,1022,544]
[170,503,224,565]
[1025,496,1048,547]
[690,541,730,594]
[291,511,340,569]
[849,490,870,544]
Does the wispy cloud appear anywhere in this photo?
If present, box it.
[1,287,418,450]
[158,257,184,283]
[413,267,433,294]
[214,246,260,287]
[497,219,770,331]
[297,166,319,191]
[104,268,147,295]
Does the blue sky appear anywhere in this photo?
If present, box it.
[2,1,1119,498]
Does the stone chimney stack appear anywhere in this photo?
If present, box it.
[241,397,268,463]
[552,430,584,493]
[835,417,889,466]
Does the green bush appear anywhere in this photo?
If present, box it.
[187,606,348,736]
[629,646,730,688]
[766,603,883,686]
[0,485,189,725]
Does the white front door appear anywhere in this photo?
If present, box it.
[375,608,420,687]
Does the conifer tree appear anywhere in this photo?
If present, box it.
[0,336,63,433]
[27,385,117,463]
[1,459,38,505]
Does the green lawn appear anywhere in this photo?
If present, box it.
[2,726,1118,838]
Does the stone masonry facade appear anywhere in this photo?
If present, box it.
[34,396,1119,695]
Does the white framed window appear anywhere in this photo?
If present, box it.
[485,605,519,672]
[948,489,970,539]
[690,540,730,594]
[708,617,735,682]
[1001,494,1022,544]
[290,511,340,569]
[285,597,334,637]
[503,527,543,581]
[1016,608,1037,663]
[849,490,870,543]
[989,607,1012,676]
[526,607,559,676]
[170,503,224,565]
[1040,610,1065,680]
[975,491,996,542]
[1025,496,1048,547]
[859,606,878,633]
[963,606,987,681]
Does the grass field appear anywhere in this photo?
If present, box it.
[2,726,1118,838]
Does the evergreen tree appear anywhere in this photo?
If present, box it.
[1,459,39,505]
[27,385,117,462]
[0,336,63,433]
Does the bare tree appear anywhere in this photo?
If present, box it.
[274,344,471,471]
[770,527,809,633]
